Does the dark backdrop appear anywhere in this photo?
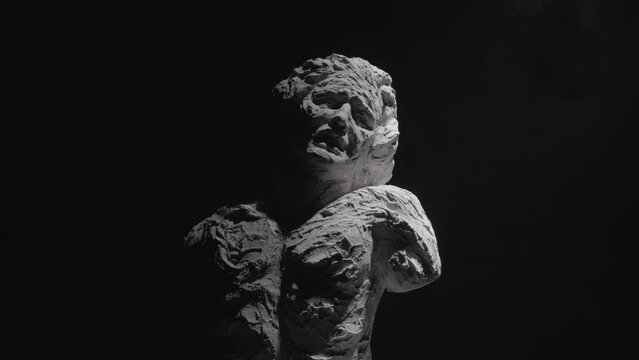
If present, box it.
[9,0,638,359]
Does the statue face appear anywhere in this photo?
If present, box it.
[274,54,400,187]
[303,87,380,163]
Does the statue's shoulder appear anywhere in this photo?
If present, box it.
[356,185,431,222]
[346,185,441,292]
[183,203,284,359]
[354,184,422,206]
[184,202,279,246]
[290,185,430,232]
[286,185,432,256]
[314,185,429,222]
[184,202,283,274]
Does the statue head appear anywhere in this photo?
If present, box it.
[273,54,399,209]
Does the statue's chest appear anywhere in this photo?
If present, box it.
[283,219,374,298]
[279,215,382,357]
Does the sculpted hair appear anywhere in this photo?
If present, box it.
[273,54,398,128]
[270,54,402,212]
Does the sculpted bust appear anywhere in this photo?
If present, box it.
[184,54,441,360]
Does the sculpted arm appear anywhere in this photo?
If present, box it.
[371,187,441,293]
[183,205,284,360]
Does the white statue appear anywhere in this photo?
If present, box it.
[184,54,441,360]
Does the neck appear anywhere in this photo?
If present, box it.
[267,160,357,232]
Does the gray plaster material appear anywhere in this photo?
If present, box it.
[184,54,441,360]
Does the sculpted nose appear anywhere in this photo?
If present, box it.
[329,115,347,132]
[328,103,350,132]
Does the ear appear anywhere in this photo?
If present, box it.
[273,79,292,99]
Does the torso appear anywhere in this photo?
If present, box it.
[185,185,440,360]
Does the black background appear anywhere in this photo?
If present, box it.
[8,0,638,359]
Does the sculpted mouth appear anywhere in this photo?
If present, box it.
[311,128,348,157]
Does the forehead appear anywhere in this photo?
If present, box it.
[309,71,386,114]
[274,55,397,126]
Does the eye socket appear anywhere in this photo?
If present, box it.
[352,111,374,131]
[350,97,375,130]
[311,90,349,110]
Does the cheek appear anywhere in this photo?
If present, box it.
[344,127,374,155]
[369,140,398,160]
[301,98,323,118]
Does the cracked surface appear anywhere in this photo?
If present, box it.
[184,187,439,360]
[273,54,400,211]
[281,185,440,360]
[183,55,441,359]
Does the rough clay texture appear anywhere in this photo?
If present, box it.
[184,54,441,360]
[185,204,284,359]
[273,54,400,211]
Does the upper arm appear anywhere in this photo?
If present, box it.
[370,187,441,293]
